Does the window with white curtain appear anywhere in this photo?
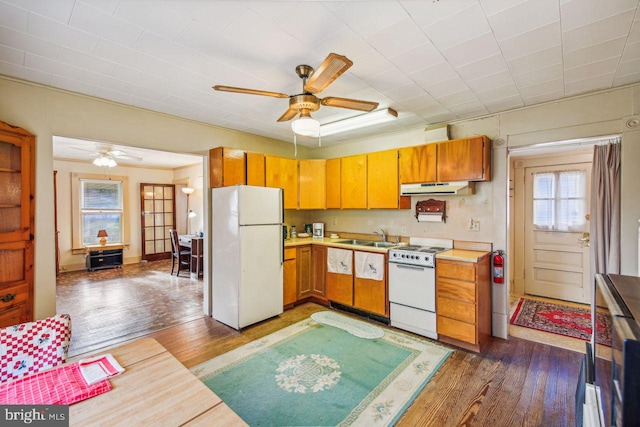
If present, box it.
[533,170,587,231]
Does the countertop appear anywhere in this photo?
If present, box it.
[436,249,491,263]
[284,237,393,253]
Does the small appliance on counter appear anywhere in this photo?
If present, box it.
[312,222,324,239]
[304,224,313,234]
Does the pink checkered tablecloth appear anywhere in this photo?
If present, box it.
[0,363,111,405]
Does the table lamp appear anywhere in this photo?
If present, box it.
[97,229,108,246]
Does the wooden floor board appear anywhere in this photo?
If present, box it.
[59,264,582,426]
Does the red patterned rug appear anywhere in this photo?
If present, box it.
[510,298,612,346]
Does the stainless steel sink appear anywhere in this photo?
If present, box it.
[371,242,399,248]
[335,239,375,246]
[335,239,399,248]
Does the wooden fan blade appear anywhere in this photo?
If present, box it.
[304,53,353,94]
[321,97,379,112]
[277,108,299,122]
[213,85,289,99]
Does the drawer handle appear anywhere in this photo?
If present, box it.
[1,293,16,303]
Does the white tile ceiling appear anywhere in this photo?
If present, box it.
[1,0,640,148]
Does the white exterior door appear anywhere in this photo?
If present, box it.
[523,162,591,303]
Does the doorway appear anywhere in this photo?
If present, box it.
[512,150,593,304]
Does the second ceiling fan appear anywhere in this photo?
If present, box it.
[213,53,380,136]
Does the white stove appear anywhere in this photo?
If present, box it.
[388,238,452,339]
[388,245,448,268]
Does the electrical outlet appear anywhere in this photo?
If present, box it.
[401,226,407,234]
[469,219,480,231]
[332,216,337,226]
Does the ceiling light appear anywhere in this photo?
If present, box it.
[291,110,320,137]
[93,154,117,168]
[319,108,398,137]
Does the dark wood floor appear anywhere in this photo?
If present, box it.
[147,303,581,427]
[58,263,582,426]
[56,259,203,356]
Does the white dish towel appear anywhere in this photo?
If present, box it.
[327,248,352,275]
[355,251,384,281]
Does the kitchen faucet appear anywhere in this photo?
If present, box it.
[373,229,387,242]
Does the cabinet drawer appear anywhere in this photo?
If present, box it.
[437,260,475,282]
[284,248,297,260]
[437,278,475,303]
[437,298,475,324]
[0,283,29,309]
[437,316,477,344]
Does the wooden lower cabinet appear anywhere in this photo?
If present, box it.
[354,277,386,316]
[311,245,326,298]
[326,271,353,306]
[436,255,491,352]
[297,246,312,300]
[283,248,297,307]
[326,248,387,317]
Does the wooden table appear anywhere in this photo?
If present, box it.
[69,338,246,426]
[179,235,204,277]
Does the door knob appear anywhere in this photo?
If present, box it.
[578,232,590,247]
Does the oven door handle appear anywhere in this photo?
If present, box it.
[391,263,428,271]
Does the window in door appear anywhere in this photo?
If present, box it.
[533,170,587,232]
[141,183,175,261]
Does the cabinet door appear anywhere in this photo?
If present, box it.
[340,154,367,209]
[283,248,297,306]
[326,158,341,209]
[297,245,312,299]
[437,136,490,182]
[354,276,387,316]
[246,152,265,186]
[299,160,326,209]
[0,121,34,327]
[209,147,246,188]
[266,156,299,210]
[399,143,436,184]
[326,272,353,306]
[367,149,402,209]
[311,245,326,297]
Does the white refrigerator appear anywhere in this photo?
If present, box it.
[211,185,284,329]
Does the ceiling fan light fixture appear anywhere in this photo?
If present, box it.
[319,108,398,137]
[291,116,320,137]
[93,154,117,168]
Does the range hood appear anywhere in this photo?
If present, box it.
[401,181,475,196]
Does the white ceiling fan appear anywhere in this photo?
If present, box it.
[72,143,143,167]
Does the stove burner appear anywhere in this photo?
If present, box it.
[388,245,449,268]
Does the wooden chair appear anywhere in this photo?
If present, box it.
[0,314,72,383]
[169,229,191,277]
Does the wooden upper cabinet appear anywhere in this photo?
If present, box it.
[367,150,409,209]
[209,147,246,188]
[298,159,326,210]
[326,158,341,209]
[265,155,298,210]
[399,143,437,184]
[246,152,265,186]
[340,154,367,209]
[0,121,35,327]
[437,136,491,182]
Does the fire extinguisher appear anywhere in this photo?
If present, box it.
[493,250,505,284]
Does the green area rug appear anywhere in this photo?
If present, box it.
[191,311,452,426]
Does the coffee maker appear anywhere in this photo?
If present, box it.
[312,223,324,239]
